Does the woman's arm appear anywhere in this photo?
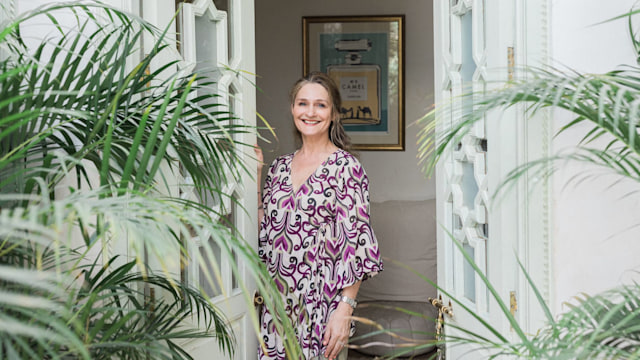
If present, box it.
[322,280,362,360]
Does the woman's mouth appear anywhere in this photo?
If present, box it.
[302,119,320,125]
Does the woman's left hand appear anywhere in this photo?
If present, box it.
[322,302,352,360]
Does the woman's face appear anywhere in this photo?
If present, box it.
[291,83,334,142]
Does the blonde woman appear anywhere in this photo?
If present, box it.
[257,72,382,360]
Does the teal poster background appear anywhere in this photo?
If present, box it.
[319,32,389,132]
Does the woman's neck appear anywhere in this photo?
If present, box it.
[298,137,338,157]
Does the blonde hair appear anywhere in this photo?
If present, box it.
[290,72,352,152]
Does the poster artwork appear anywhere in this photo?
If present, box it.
[304,15,404,150]
[328,66,381,125]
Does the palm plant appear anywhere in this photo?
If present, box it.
[0,2,294,359]
[414,10,640,360]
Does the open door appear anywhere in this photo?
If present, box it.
[176,0,258,358]
[433,0,550,358]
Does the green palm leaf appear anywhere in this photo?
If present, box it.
[415,8,640,360]
[1,2,297,359]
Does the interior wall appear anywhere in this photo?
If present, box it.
[550,0,640,311]
[255,0,435,202]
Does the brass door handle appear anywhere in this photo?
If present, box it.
[429,295,453,318]
[429,295,453,340]
[254,291,264,307]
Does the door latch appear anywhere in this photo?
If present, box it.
[429,295,454,340]
[507,46,515,81]
[510,291,518,331]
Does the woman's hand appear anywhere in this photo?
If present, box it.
[255,144,265,226]
[254,144,264,173]
[322,302,352,360]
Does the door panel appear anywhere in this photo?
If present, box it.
[176,0,257,359]
[435,0,512,358]
[435,0,551,358]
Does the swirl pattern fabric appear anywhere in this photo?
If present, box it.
[258,149,383,360]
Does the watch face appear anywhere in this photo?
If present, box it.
[342,296,357,308]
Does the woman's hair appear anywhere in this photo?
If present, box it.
[290,71,352,152]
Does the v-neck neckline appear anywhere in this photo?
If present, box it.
[289,149,341,196]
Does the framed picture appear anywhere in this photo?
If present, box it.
[303,15,405,151]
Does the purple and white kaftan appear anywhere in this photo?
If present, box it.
[258,149,383,360]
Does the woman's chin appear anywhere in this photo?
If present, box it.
[296,125,329,138]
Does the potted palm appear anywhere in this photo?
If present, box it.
[414,9,640,360]
[0,2,295,359]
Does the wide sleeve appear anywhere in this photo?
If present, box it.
[332,159,383,286]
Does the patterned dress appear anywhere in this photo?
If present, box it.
[258,149,383,360]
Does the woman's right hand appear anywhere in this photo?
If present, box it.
[254,144,264,173]
[255,144,265,226]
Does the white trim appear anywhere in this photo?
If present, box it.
[514,0,552,334]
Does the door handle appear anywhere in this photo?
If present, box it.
[429,295,453,318]
[429,295,454,340]
[253,291,264,307]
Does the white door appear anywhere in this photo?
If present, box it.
[175,0,258,359]
[118,0,259,358]
[433,0,550,358]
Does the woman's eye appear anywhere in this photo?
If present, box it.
[318,103,326,108]
[298,102,306,106]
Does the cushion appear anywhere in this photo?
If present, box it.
[359,199,437,302]
[351,301,438,357]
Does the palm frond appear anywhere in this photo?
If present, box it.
[533,285,640,359]
[0,2,253,199]
[415,8,640,360]
[419,66,640,190]
[0,2,297,358]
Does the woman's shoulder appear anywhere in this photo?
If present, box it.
[270,152,295,166]
[333,148,362,168]
[273,152,295,163]
[266,152,294,175]
[330,149,368,179]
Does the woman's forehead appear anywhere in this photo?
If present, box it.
[295,83,330,101]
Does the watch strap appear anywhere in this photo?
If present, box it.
[340,295,357,309]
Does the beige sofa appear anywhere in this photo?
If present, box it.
[350,199,438,358]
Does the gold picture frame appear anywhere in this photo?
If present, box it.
[303,15,405,151]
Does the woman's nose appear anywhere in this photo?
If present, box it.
[305,106,316,116]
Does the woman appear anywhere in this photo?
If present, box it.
[257,72,382,360]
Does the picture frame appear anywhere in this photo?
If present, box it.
[303,15,405,151]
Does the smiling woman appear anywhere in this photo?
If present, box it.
[256,72,383,360]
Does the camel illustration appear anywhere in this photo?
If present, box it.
[357,106,373,118]
[340,106,354,118]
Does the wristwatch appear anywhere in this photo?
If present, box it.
[340,295,357,310]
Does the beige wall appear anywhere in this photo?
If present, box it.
[255,0,435,202]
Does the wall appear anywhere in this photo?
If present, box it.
[255,0,435,202]
[550,0,640,311]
